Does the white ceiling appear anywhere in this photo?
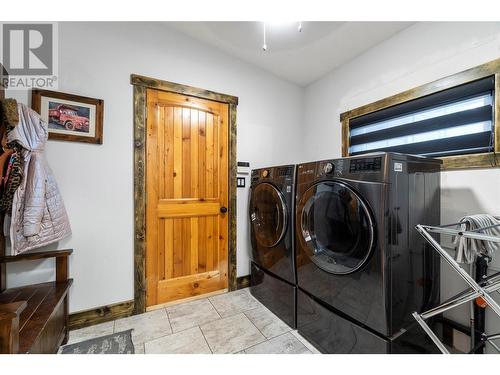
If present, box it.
[169,22,413,86]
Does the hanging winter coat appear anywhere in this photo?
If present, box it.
[6,103,71,255]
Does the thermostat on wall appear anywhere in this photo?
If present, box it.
[237,161,250,175]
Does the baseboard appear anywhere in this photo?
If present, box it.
[237,274,250,289]
[69,300,134,331]
[70,277,250,331]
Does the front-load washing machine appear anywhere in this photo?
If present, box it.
[295,153,442,353]
[249,165,296,328]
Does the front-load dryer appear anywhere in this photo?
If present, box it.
[249,165,296,328]
[295,153,442,353]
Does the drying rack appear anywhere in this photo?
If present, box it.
[412,220,500,354]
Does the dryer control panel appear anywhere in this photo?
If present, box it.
[251,165,296,187]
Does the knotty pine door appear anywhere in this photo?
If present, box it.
[145,89,229,307]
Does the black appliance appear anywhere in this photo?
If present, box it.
[295,153,442,353]
[249,165,296,328]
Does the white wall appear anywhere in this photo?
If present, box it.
[5,22,304,313]
[303,22,500,346]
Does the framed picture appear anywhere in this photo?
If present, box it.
[32,89,104,144]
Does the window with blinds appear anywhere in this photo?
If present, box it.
[348,76,495,157]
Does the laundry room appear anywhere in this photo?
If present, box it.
[1,1,500,373]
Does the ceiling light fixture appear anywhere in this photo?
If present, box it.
[261,21,303,52]
[262,23,267,51]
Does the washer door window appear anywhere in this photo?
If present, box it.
[250,183,287,248]
[298,181,375,274]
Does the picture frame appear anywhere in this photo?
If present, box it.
[32,89,104,144]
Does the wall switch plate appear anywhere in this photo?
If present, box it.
[237,177,246,188]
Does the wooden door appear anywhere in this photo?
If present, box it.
[146,89,229,307]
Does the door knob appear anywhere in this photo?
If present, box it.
[220,206,228,214]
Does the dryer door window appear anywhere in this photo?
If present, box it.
[250,182,288,248]
[298,181,375,275]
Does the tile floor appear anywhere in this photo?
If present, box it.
[63,288,320,354]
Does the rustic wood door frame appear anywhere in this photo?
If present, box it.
[131,74,238,314]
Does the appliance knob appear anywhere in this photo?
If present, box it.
[323,162,334,174]
[262,170,269,178]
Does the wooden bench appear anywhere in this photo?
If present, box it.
[1,69,73,354]
[0,249,73,353]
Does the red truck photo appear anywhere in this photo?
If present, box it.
[48,104,90,132]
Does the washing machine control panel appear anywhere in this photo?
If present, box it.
[315,157,383,179]
[349,157,382,173]
[316,160,346,176]
[323,162,334,174]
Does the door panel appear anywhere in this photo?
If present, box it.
[146,89,229,306]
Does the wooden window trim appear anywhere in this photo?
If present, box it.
[340,58,500,170]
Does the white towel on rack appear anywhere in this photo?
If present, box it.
[453,214,500,264]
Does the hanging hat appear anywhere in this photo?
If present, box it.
[0,98,19,131]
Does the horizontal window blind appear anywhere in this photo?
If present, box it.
[348,76,495,157]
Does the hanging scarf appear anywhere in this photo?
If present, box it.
[0,142,24,214]
[0,99,19,131]
[0,98,23,214]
